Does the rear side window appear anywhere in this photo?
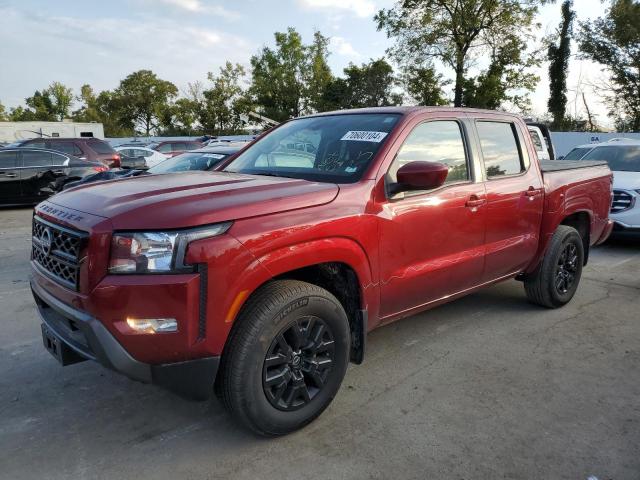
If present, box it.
[86,139,115,154]
[390,120,469,184]
[529,131,543,150]
[477,122,524,178]
[157,143,172,153]
[563,147,592,160]
[22,150,53,167]
[173,143,187,151]
[25,139,46,149]
[46,141,79,156]
[582,146,640,172]
[0,151,19,168]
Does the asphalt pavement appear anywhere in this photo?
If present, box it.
[1,206,638,480]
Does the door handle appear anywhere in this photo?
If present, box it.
[525,187,543,199]
[52,170,65,175]
[1,172,17,178]
[465,196,487,209]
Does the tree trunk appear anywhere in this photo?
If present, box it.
[454,51,465,107]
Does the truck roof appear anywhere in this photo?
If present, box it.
[301,106,524,120]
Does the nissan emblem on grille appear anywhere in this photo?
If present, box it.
[40,227,53,256]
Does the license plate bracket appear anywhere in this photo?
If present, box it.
[41,324,87,366]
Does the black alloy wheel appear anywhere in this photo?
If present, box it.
[263,316,335,411]
[555,242,579,294]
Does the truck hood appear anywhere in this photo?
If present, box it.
[613,171,640,190]
[48,171,339,230]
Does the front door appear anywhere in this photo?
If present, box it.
[378,118,487,321]
[0,150,22,204]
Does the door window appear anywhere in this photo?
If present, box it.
[0,151,19,168]
[47,142,75,156]
[389,120,469,184]
[22,150,53,167]
[51,153,68,166]
[157,143,172,153]
[26,139,46,149]
[477,122,524,178]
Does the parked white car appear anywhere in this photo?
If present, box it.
[563,139,640,235]
[115,146,168,169]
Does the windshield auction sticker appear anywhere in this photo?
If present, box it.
[341,131,388,142]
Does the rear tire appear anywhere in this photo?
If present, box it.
[218,280,350,436]
[525,225,584,308]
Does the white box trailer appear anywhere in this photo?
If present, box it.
[0,121,105,143]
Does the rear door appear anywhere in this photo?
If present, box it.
[472,118,544,281]
[377,115,487,320]
[0,150,21,204]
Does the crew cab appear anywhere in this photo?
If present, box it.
[30,107,613,436]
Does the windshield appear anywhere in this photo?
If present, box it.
[563,147,593,160]
[149,151,229,173]
[581,145,640,172]
[223,113,401,183]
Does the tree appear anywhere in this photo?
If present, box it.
[547,0,575,130]
[402,64,449,106]
[47,82,73,120]
[200,62,252,135]
[320,59,403,110]
[250,28,308,121]
[579,0,640,131]
[306,32,334,112]
[0,101,7,121]
[73,84,102,123]
[250,28,334,121]
[343,59,403,108]
[376,0,551,108]
[462,35,541,111]
[23,90,56,121]
[114,70,178,135]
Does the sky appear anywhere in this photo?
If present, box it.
[0,0,612,126]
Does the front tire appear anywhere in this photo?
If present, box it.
[525,225,584,308]
[218,280,350,436]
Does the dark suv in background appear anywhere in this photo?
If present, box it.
[8,138,121,168]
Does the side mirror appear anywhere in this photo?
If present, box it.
[392,161,449,194]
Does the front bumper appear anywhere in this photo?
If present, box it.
[32,279,219,400]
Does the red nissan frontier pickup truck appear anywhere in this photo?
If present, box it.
[30,107,613,435]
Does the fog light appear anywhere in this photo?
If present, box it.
[126,317,178,333]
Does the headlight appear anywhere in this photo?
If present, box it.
[108,222,232,274]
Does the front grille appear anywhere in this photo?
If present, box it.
[611,190,635,214]
[32,216,87,290]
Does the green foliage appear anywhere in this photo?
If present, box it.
[250,28,334,121]
[376,0,550,108]
[319,58,403,110]
[578,0,640,131]
[402,65,449,106]
[114,70,178,135]
[0,101,7,121]
[547,0,575,130]
[462,35,541,111]
[200,62,252,135]
[47,82,73,121]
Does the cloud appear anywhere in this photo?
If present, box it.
[0,6,254,107]
[298,0,377,18]
[154,0,241,19]
[330,36,363,58]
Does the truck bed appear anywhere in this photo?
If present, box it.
[539,160,607,172]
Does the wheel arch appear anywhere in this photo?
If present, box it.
[220,237,376,364]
